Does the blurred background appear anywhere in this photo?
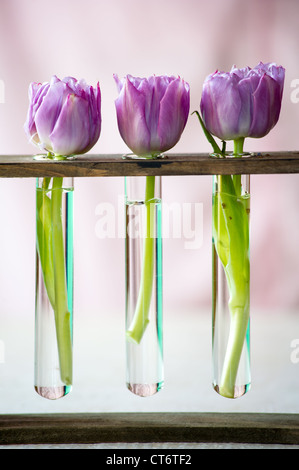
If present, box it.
[0,0,299,416]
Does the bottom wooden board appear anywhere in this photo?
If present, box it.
[0,413,299,446]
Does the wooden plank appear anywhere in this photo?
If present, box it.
[1,413,299,445]
[1,152,299,178]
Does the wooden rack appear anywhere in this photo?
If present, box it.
[1,152,299,447]
[1,151,299,177]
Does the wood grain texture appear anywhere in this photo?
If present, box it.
[1,152,299,177]
[1,413,299,445]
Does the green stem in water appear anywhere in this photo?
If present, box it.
[51,177,73,385]
[232,138,245,196]
[193,109,250,398]
[126,175,156,344]
[215,138,250,398]
[36,178,55,308]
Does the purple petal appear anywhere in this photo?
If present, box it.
[235,74,260,137]
[254,62,285,97]
[113,74,123,94]
[49,94,91,156]
[115,77,151,156]
[145,76,173,140]
[34,79,72,151]
[24,81,50,144]
[249,73,282,138]
[201,74,242,140]
[230,65,252,79]
[85,82,102,150]
[157,78,190,151]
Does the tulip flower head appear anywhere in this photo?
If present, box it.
[114,74,190,157]
[24,75,101,157]
[200,62,285,142]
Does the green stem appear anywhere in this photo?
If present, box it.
[215,138,250,398]
[217,188,250,397]
[126,175,156,344]
[234,137,245,155]
[232,138,244,196]
[51,177,72,385]
[193,109,250,398]
[36,180,55,308]
[191,111,222,154]
[219,306,249,398]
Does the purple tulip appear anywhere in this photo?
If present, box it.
[200,62,285,141]
[24,75,101,156]
[114,74,190,157]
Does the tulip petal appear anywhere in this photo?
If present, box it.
[146,76,174,147]
[158,78,190,151]
[201,74,242,141]
[113,74,124,94]
[50,94,91,156]
[115,77,151,156]
[85,83,102,149]
[254,62,285,97]
[34,78,73,152]
[24,82,50,145]
[235,75,260,137]
[249,74,282,138]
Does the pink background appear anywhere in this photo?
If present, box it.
[0,0,298,320]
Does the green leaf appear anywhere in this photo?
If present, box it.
[191,110,222,155]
